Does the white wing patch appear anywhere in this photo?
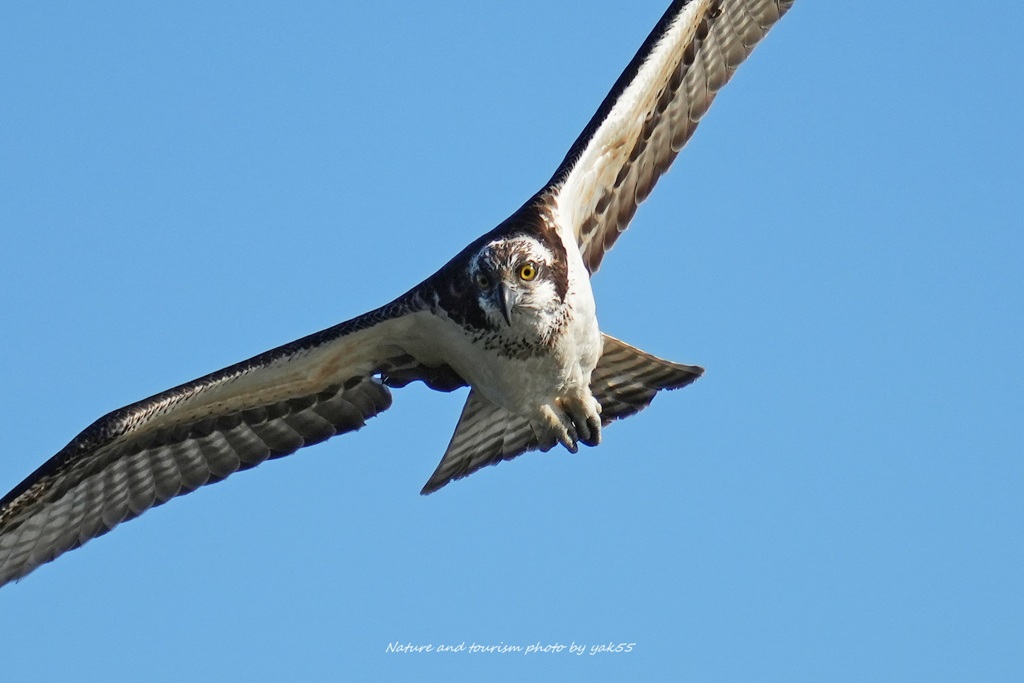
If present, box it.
[547,0,795,272]
[0,308,451,587]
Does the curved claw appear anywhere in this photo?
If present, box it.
[556,394,603,448]
[579,412,602,447]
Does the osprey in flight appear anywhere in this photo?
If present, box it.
[0,0,795,586]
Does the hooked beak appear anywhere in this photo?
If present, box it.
[497,283,518,326]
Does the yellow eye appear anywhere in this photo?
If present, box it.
[518,263,537,281]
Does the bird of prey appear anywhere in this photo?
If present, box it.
[0,0,796,587]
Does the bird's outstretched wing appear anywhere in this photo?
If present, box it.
[420,334,703,494]
[0,298,463,587]
[542,0,795,273]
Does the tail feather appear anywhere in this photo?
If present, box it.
[420,334,702,494]
[591,334,703,424]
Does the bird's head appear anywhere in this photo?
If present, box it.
[469,235,562,329]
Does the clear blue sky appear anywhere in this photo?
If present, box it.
[1,2,1021,681]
